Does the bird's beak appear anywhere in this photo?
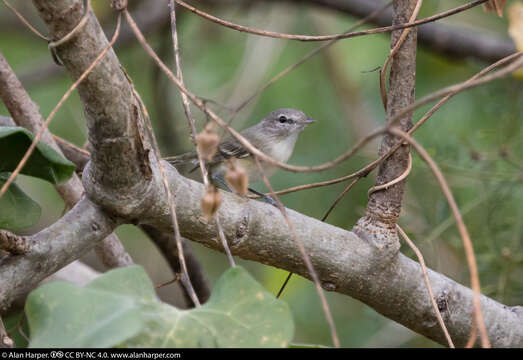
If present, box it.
[303,117,316,124]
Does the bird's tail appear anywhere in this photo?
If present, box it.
[164,151,199,167]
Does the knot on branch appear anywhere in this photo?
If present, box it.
[81,158,157,219]
[111,0,128,12]
[0,230,29,255]
[0,333,14,348]
[352,215,400,268]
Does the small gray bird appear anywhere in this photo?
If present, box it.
[166,108,315,204]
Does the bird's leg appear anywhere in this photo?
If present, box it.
[211,174,232,192]
[211,174,277,207]
[247,187,278,207]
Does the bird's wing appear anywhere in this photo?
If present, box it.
[165,138,251,173]
[210,137,251,164]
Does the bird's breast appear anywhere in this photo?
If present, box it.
[266,136,297,163]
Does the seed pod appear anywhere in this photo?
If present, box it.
[196,122,219,162]
[201,185,222,220]
[225,158,248,196]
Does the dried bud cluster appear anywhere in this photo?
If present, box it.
[196,122,219,162]
[201,185,222,220]
[225,159,249,196]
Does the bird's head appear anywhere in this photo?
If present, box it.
[261,108,315,139]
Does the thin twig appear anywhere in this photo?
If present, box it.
[47,0,90,49]
[380,0,423,108]
[387,52,523,129]
[251,51,523,198]
[389,127,490,348]
[321,179,361,222]
[232,0,394,115]
[121,12,523,177]
[1,0,49,41]
[0,13,122,201]
[51,134,90,156]
[465,309,478,348]
[155,273,181,289]
[254,156,340,348]
[175,0,487,42]
[396,224,455,348]
[131,81,201,307]
[277,178,361,298]
[368,153,412,197]
[168,0,235,267]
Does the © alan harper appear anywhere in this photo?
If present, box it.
[2,352,181,359]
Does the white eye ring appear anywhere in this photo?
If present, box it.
[278,115,287,123]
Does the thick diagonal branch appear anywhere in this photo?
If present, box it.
[0,51,132,269]
[137,167,523,347]
[32,0,154,217]
[1,157,521,346]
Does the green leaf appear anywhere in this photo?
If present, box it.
[0,126,75,184]
[26,265,294,348]
[124,266,294,348]
[0,173,41,230]
[26,282,143,348]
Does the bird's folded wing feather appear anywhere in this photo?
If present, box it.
[165,137,251,173]
[210,138,251,165]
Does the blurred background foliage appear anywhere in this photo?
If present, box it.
[0,0,521,348]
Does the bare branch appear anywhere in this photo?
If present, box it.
[175,0,488,42]
[354,0,417,259]
[290,0,515,63]
[0,51,132,269]
[32,0,154,217]
[141,225,211,306]
[133,165,523,347]
[0,197,118,311]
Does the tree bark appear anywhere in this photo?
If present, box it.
[0,0,521,348]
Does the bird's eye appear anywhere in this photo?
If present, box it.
[278,115,287,123]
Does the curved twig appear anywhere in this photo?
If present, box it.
[175,0,487,42]
[396,225,455,348]
[389,127,490,348]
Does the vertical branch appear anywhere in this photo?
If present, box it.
[354,0,417,253]
[0,48,132,269]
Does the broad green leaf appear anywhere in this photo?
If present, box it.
[123,266,294,348]
[0,126,75,184]
[0,173,41,230]
[26,282,143,348]
[26,265,294,348]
